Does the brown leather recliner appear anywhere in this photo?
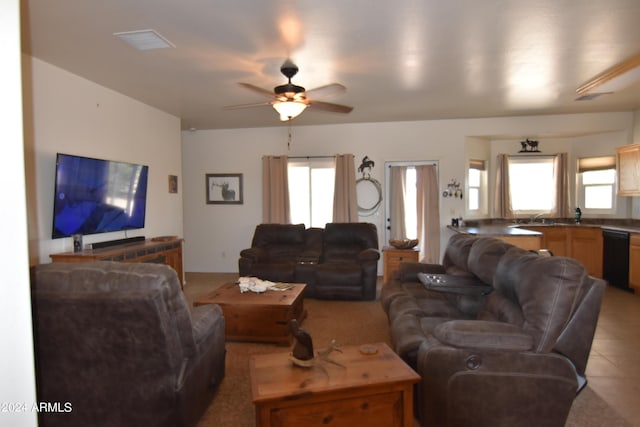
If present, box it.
[314,222,380,300]
[31,262,226,427]
[413,248,605,427]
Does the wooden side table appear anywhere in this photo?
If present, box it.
[383,246,419,284]
[250,342,420,427]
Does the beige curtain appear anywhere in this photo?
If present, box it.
[494,153,513,219]
[262,155,290,224]
[389,166,408,239]
[416,165,440,263]
[552,153,570,218]
[333,154,359,222]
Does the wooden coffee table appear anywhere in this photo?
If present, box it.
[194,282,306,345]
[249,342,420,427]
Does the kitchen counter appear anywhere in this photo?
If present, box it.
[447,225,542,236]
[451,222,640,235]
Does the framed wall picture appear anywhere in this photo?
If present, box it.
[206,173,243,204]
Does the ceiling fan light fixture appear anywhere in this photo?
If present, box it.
[273,101,307,121]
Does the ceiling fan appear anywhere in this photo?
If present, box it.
[224,59,353,121]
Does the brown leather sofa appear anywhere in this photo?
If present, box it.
[31,262,226,427]
[239,222,379,300]
[384,235,605,427]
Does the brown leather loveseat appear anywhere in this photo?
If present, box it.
[31,262,226,427]
[238,222,379,300]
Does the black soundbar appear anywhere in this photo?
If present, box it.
[91,236,146,249]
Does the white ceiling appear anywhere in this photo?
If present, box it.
[21,0,640,131]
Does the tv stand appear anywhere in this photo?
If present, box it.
[50,237,184,288]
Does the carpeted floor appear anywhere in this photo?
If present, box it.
[184,273,632,427]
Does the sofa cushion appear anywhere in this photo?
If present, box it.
[252,223,306,246]
[491,248,590,353]
[442,234,478,272]
[466,237,520,285]
[315,263,363,286]
[34,261,197,358]
[433,320,534,351]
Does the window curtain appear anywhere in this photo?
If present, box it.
[416,165,440,263]
[332,154,359,222]
[389,166,408,239]
[262,155,290,224]
[552,153,570,218]
[494,153,513,219]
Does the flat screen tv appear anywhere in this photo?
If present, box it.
[51,153,149,239]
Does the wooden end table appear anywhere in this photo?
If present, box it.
[250,342,420,427]
[194,282,306,345]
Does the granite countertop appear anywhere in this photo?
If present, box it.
[449,222,640,236]
[447,225,543,237]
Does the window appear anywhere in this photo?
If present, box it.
[577,156,616,212]
[288,160,335,228]
[467,159,486,214]
[508,156,555,212]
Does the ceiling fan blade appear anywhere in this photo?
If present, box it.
[305,83,347,99]
[238,83,277,99]
[307,100,353,114]
[223,101,274,110]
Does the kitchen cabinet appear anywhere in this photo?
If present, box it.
[522,226,602,277]
[617,144,640,196]
[630,233,640,291]
[571,227,603,278]
[496,235,542,251]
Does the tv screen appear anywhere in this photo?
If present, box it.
[51,153,149,239]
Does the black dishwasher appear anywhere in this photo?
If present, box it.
[602,229,631,291]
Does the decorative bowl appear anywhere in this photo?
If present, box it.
[389,238,419,249]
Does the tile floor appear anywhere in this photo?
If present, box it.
[587,285,640,426]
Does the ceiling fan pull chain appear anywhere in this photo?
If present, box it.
[288,120,292,150]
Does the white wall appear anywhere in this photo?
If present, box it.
[182,112,634,272]
[1,0,37,424]
[23,58,184,265]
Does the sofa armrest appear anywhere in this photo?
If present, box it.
[239,247,268,262]
[433,320,533,352]
[394,262,446,282]
[190,304,225,350]
[357,248,380,262]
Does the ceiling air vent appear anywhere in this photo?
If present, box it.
[574,92,612,101]
[113,29,174,50]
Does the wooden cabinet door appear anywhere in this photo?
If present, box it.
[617,144,640,196]
[630,234,640,290]
[571,227,603,277]
[542,227,570,257]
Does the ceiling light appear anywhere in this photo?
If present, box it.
[114,29,175,50]
[272,101,307,121]
[576,53,640,96]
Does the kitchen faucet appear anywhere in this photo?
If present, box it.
[529,213,545,223]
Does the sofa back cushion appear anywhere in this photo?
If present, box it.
[33,262,196,358]
[251,223,307,262]
[442,234,478,275]
[467,237,521,284]
[322,222,378,263]
[484,248,590,353]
